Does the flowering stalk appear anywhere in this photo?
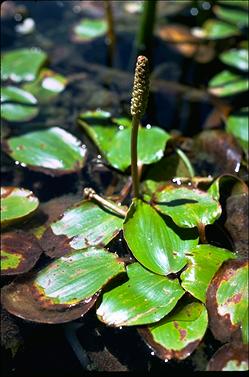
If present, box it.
[130,55,150,198]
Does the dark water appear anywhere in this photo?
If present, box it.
[1,1,228,375]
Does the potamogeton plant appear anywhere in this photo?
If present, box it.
[1,56,248,368]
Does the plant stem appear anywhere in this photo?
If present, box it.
[130,55,150,198]
[83,188,127,218]
[136,0,157,57]
[104,0,116,67]
[175,147,195,178]
[131,115,140,198]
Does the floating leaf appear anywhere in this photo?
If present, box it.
[22,69,68,103]
[139,301,208,360]
[72,18,107,42]
[213,5,248,27]
[220,49,248,72]
[218,1,249,9]
[208,70,249,97]
[1,231,42,276]
[153,185,221,228]
[78,113,170,171]
[41,200,124,258]
[97,263,184,326]
[207,343,249,371]
[107,127,170,171]
[180,245,235,302]
[202,20,240,39]
[1,48,47,83]
[1,187,39,228]
[1,86,39,122]
[206,259,248,343]
[123,200,198,276]
[157,24,215,63]
[226,107,249,154]
[208,174,248,201]
[5,127,87,176]
[2,248,125,324]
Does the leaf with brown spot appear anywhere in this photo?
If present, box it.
[1,231,42,276]
[2,247,125,324]
[206,259,248,343]
[1,187,39,229]
[40,199,124,258]
[152,184,221,229]
[139,300,208,361]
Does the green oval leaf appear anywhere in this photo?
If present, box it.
[207,259,248,343]
[97,263,184,326]
[78,113,170,171]
[1,86,39,122]
[41,200,124,258]
[107,126,170,171]
[208,70,249,97]
[123,200,198,276]
[1,48,47,83]
[5,127,87,176]
[1,187,39,228]
[213,5,249,27]
[153,185,221,228]
[2,248,125,323]
[34,248,125,306]
[220,49,248,72]
[226,107,249,155]
[72,19,107,42]
[180,245,236,302]
[1,231,42,275]
[22,69,68,103]
[139,301,208,361]
[202,20,240,39]
[208,71,248,97]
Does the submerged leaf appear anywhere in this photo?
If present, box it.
[1,231,42,275]
[1,86,39,122]
[153,185,221,228]
[1,48,47,83]
[97,263,184,326]
[180,245,235,302]
[5,127,87,176]
[1,187,39,228]
[2,248,125,324]
[123,200,198,276]
[206,259,248,343]
[41,200,124,258]
[139,301,208,360]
